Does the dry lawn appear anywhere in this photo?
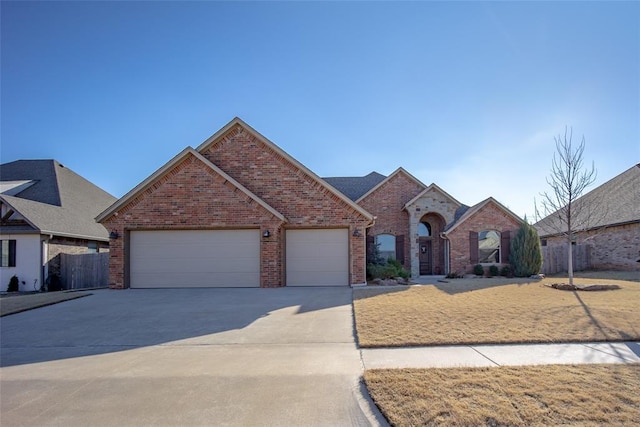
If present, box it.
[364,364,640,426]
[354,273,640,347]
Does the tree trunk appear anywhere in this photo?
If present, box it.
[567,233,574,287]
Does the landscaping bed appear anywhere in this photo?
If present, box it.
[0,291,91,316]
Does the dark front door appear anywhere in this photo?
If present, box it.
[419,237,432,275]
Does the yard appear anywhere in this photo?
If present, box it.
[357,271,640,426]
[353,272,640,347]
[364,364,640,426]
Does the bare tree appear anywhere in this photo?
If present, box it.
[535,127,600,286]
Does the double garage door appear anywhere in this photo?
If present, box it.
[129,229,348,288]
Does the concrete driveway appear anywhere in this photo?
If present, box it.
[0,288,385,426]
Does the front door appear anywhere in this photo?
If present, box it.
[419,237,432,275]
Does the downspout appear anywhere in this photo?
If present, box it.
[440,232,449,276]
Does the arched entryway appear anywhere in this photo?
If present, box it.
[418,213,445,275]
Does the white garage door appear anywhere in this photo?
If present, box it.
[286,229,349,286]
[130,230,260,288]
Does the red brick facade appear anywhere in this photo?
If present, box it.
[358,170,425,267]
[100,120,371,288]
[445,200,522,274]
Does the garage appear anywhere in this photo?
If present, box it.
[285,229,349,286]
[129,229,260,288]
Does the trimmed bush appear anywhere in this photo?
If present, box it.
[510,221,543,277]
[488,265,499,277]
[473,264,485,276]
[500,265,513,277]
[7,275,19,292]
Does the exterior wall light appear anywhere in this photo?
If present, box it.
[109,230,119,239]
[352,229,361,237]
[262,230,271,238]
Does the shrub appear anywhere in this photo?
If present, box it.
[7,275,19,292]
[446,271,463,279]
[510,220,543,277]
[473,264,485,276]
[488,265,499,277]
[500,265,513,277]
[367,258,410,280]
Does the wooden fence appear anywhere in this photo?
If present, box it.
[541,244,592,275]
[60,252,109,290]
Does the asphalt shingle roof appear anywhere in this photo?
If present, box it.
[322,172,387,201]
[0,160,117,240]
[534,163,640,237]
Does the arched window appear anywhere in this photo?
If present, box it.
[478,230,500,263]
[418,222,432,237]
[376,234,396,261]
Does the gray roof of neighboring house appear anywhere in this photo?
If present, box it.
[0,160,117,241]
[322,172,387,201]
[534,163,640,237]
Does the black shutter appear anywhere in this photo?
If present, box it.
[469,231,478,265]
[501,230,511,264]
[395,235,405,265]
[8,240,16,267]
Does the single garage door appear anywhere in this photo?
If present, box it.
[130,230,260,288]
[286,229,349,286]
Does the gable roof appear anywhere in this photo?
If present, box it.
[443,197,523,235]
[403,183,463,211]
[0,160,117,240]
[534,163,640,237]
[355,167,427,203]
[96,147,286,223]
[322,172,386,201]
[196,117,374,222]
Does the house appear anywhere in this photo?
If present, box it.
[97,118,523,289]
[327,168,523,277]
[0,160,117,292]
[535,163,640,271]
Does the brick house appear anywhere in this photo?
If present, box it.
[97,118,523,289]
[0,160,116,291]
[535,163,640,271]
[327,169,523,277]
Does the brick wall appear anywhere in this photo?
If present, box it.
[358,171,424,266]
[103,125,371,288]
[544,222,640,271]
[200,124,371,284]
[446,201,522,274]
[103,155,285,288]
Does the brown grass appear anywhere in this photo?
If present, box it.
[354,273,640,347]
[364,364,640,426]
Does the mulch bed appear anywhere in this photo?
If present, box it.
[547,283,621,291]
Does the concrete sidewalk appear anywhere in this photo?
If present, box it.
[361,341,640,369]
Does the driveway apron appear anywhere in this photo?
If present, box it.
[0,288,385,426]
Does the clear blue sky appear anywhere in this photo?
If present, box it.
[2,1,638,220]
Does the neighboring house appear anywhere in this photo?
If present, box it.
[328,168,523,277]
[534,163,640,271]
[0,160,117,292]
[97,118,523,289]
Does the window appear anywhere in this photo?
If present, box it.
[376,234,396,261]
[478,230,500,263]
[418,222,432,237]
[88,242,98,253]
[0,240,16,267]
